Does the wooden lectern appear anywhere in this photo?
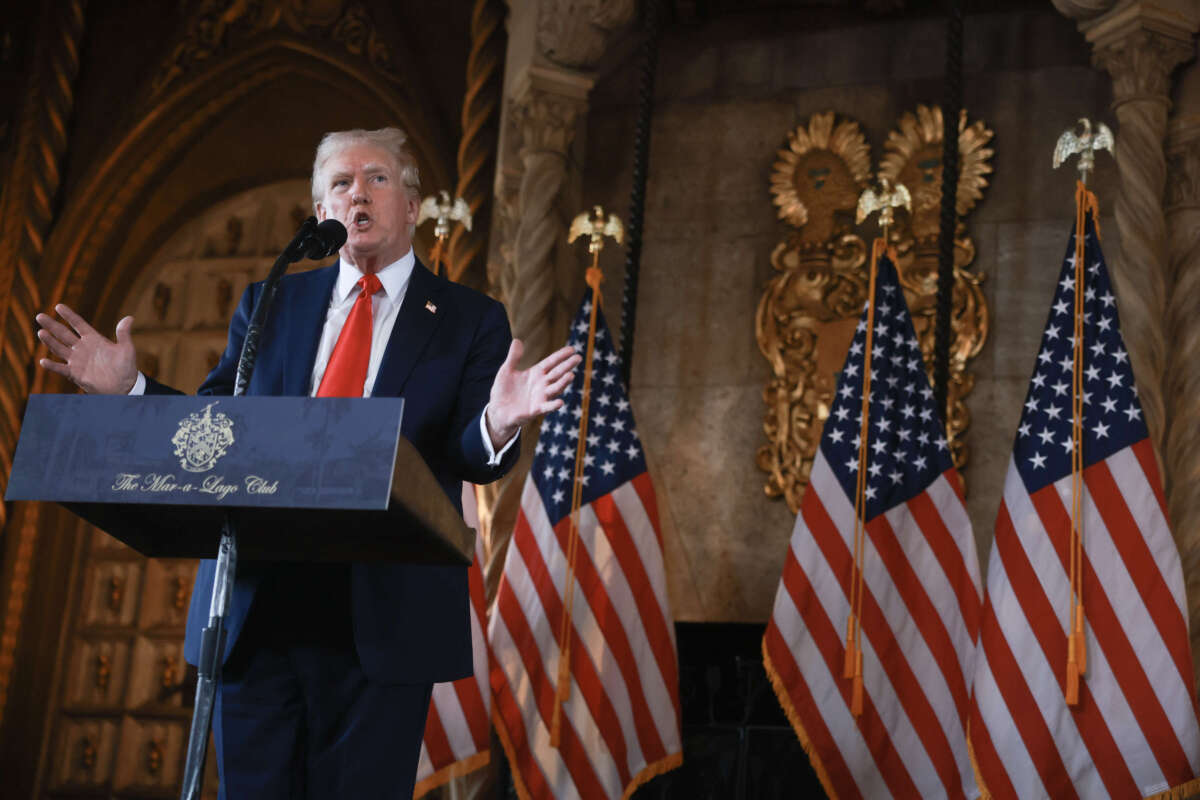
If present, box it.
[6,393,473,798]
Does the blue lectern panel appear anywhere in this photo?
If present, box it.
[6,395,404,510]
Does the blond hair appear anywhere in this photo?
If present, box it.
[311,127,421,208]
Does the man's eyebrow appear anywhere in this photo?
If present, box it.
[327,163,391,181]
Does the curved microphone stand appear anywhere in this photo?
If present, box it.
[179,217,346,800]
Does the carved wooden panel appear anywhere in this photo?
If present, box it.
[126,637,188,709]
[80,560,143,629]
[62,636,131,709]
[138,560,195,632]
[112,717,187,791]
[47,718,119,790]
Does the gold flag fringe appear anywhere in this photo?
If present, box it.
[761,638,843,800]
[1146,776,1200,800]
[621,751,684,800]
[492,703,682,800]
[412,750,491,799]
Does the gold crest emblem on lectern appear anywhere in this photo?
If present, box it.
[172,402,235,473]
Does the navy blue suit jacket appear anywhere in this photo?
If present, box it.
[151,260,517,684]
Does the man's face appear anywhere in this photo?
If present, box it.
[315,142,419,272]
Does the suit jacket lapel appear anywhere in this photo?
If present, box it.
[282,263,339,395]
[371,260,446,398]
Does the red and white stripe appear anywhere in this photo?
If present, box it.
[763,453,983,800]
[489,473,682,800]
[414,484,493,797]
[969,444,1200,798]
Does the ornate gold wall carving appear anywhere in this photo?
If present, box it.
[878,105,993,475]
[757,107,992,512]
[757,113,871,510]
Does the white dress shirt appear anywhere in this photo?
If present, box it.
[131,249,517,464]
[310,249,415,398]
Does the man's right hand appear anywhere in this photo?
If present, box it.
[36,304,138,395]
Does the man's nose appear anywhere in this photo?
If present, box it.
[351,180,370,203]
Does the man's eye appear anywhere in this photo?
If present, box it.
[372,174,387,183]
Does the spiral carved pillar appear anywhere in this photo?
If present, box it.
[447,0,506,289]
[477,0,632,602]
[483,78,587,599]
[0,0,85,519]
[1088,21,1194,466]
[509,95,581,359]
[1166,116,1200,688]
[0,0,87,728]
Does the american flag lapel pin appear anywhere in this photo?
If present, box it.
[424,299,437,314]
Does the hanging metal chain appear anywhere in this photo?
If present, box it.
[619,0,665,388]
[933,0,964,426]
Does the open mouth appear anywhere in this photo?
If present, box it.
[353,211,371,229]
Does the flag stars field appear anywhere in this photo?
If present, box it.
[969,214,1200,799]
[489,297,682,800]
[763,252,984,800]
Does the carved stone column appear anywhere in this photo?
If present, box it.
[1165,113,1200,688]
[478,0,633,604]
[1081,3,1196,465]
[507,72,588,361]
[482,66,590,602]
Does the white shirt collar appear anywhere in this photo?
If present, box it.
[333,248,415,304]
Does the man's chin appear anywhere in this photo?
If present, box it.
[343,241,379,261]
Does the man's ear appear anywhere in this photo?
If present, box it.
[315,202,327,222]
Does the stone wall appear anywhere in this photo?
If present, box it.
[583,5,1121,622]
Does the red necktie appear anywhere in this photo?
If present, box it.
[317,273,382,397]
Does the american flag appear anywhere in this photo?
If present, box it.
[488,297,682,799]
[414,483,493,797]
[762,253,983,799]
[968,211,1200,797]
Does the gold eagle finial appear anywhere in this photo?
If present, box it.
[418,190,473,239]
[1053,118,1114,185]
[568,205,624,254]
[856,178,912,235]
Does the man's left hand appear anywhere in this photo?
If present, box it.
[486,340,582,450]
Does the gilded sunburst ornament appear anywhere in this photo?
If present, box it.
[770,113,872,244]
[757,106,992,510]
[878,104,994,239]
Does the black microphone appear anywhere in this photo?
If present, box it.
[286,217,347,262]
[305,219,347,260]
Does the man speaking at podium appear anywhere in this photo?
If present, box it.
[35,127,580,798]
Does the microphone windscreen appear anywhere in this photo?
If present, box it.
[313,219,347,258]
